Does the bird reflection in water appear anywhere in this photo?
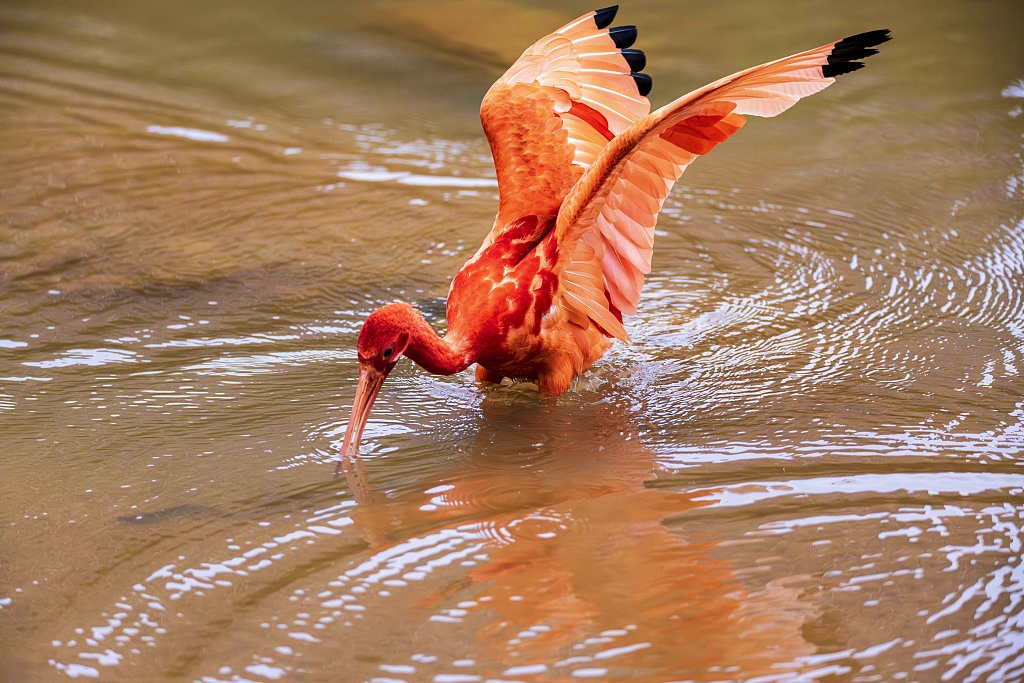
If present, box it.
[335,388,816,678]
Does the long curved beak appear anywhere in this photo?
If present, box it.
[339,364,387,461]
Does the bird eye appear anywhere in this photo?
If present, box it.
[382,347,394,359]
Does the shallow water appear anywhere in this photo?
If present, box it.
[2,0,1023,681]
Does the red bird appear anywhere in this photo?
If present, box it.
[340,6,889,457]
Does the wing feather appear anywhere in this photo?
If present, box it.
[478,7,652,234]
[556,30,890,323]
[561,237,629,340]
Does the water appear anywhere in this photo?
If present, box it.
[1,0,1022,680]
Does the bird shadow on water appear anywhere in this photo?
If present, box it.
[331,384,820,679]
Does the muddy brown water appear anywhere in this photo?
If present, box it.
[2,0,1023,681]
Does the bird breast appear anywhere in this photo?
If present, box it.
[447,215,559,369]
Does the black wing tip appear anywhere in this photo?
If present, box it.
[631,72,652,97]
[593,5,619,30]
[608,25,638,49]
[621,48,646,72]
[823,29,891,78]
[841,29,892,48]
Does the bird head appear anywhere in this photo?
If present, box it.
[340,303,414,458]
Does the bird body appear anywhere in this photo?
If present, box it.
[341,6,890,457]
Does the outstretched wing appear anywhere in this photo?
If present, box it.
[556,30,891,341]
[479,5,652,239]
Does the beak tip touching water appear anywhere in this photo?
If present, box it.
[338,365,387,464]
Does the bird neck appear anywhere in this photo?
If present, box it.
[403,311,471,376]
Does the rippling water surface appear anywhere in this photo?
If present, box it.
[2,0,1023,681]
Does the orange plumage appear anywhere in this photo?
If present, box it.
[340,6,889,458]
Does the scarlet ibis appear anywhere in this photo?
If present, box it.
[340,6,889,457]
